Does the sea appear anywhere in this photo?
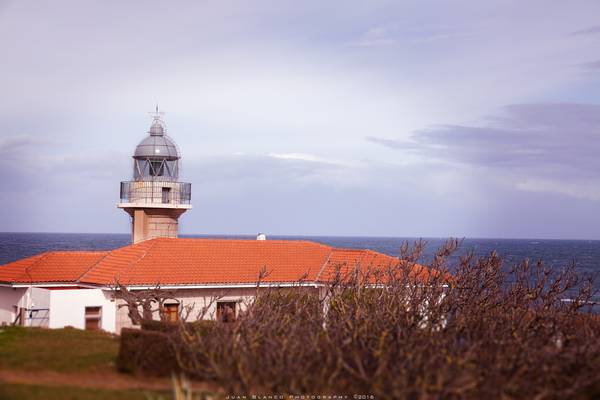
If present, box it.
[1,232,599,306]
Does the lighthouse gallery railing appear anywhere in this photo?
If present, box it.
[119,181,191,205]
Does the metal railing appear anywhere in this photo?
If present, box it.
[12,308,49,327]
[120,181,192,205]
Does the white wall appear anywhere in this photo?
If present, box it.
[49,289,116,333]
[29,287,51,327]
[115,287,258,333]
[115,286,321,333]
[0,287,27,326]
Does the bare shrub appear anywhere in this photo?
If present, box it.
[113,282,182,324]
[171,240,600,399]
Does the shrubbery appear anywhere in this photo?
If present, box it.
[121,240,600,398]
[117,320,218,376]
[117,328,178,376]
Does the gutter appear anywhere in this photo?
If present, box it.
[108,282,328,290]
[1,282,101,289]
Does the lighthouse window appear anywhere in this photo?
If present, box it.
[150,161,164,176]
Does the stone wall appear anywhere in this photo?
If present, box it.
[130,208,186,243]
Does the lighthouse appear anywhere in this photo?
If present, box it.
[118,107,192,243]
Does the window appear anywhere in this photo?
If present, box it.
[216,301,237,322]
[161,187,171,204]
[150,161,164,176]
[85,306,102,330]
[164,303,179,322]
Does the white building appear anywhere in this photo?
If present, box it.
[0,237,400,333]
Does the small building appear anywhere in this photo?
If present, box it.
[0,237,401,333]
[0,108,416,333]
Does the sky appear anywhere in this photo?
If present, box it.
[1,1,600,239]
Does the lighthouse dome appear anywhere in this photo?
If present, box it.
[134,134,179,160]
[133,116,180,160]
[131,112,181,181]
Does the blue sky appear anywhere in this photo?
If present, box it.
[2,1,600,239]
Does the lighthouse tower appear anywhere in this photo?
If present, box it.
[118,108,192,243]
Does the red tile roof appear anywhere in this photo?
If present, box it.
[0,252,107,284]
[0,238,428,286]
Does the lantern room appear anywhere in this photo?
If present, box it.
[133,116,180,181]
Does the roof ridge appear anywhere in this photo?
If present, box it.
[74,250,115,283]
[113,239,159,285]
[149,237,330,245]
[331,247,366,253]
[20,252,52,283]
[314,251,333,282]
[51,250,107,254]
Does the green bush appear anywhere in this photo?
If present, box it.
[118,320,218,377]
[140,319,179,333]
[117,328,178,376]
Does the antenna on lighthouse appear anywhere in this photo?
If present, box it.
[149,104,165,121]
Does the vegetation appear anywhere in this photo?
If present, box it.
[5,239,599,399]
[115,283,193,325]
[0,383,154,400]
[0,326,167,399]
[0,325,118,372]
[118,327,179,375]
[162,239,600,399]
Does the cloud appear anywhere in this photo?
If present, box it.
[516,179,600,201]
[570,25,600,36]
[0,134,54,159]
[267,152,349,166]
[0,135,129,193]
[349,27,397,48]
[580,59,600,70]
[348,24,471,48]
[367,103,600,199]
[186,153,365,190]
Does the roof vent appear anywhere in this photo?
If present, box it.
[256,233,267,241]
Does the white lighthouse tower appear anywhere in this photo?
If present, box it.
[118,107,192,243]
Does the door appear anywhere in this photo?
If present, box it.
[162,187,171,204]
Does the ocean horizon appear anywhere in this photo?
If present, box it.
[2,231,599,308]
[1,232,599,281]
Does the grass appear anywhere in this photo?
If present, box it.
[0,326,170,399]
[0,326,119,372]
[0,383,159,400]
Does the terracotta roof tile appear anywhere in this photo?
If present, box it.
[317,248,400,282]
[78,240,156,284]
[88,238,333,285]
[0,252,107,284]
[0,238,432,286]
